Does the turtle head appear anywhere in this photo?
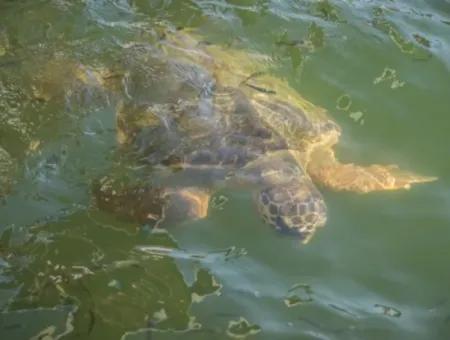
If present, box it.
[257,181,327,244]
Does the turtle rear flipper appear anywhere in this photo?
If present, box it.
[307,147,437,193]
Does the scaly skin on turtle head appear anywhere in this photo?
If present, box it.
[258,180,327,243]
[234,150,327,242]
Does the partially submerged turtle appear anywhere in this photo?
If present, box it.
[94,28,435,243]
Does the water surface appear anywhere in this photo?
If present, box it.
[1,0,450,339]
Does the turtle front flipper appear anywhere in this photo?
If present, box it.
[164,187,211,222]
[93,175,211,227]
[307,147,437,193]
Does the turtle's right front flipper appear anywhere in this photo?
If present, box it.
[307,147,437,193]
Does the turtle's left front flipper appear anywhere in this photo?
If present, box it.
[92,174,168,225]
[92,174,211,227]
[307,147,437,193]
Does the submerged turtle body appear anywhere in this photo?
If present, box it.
[95,28,435,243]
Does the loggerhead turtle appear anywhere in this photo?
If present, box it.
[94,28,436,243]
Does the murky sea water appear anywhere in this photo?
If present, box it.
[1,0,450,339]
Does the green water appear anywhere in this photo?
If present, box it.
[1,0,450,339]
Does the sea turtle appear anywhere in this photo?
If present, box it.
[94,28,435,243]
